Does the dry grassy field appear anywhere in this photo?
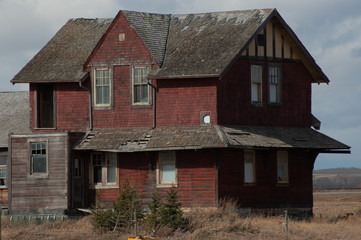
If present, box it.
[2,190,361,240]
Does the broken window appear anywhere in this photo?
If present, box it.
[90,152,118,188]
[251,65,263,103]
[36,84,55,128]
[132,67,150,106]
[269,66,281,104]
[244,150,255,184]
[30,142,47,174]
[157,151,177,187]
[277,151,288,184]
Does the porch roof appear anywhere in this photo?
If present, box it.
[73,125,350,153]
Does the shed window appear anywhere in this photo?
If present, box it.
[244,150,255,184]
[132,67,150,106]
[94,68,111,107]
[251,65,263,103]
[30,142,47,174]
[90,152,118,188]
[269,66,281,104]
[277,151,288,184]
[157,151,177,187]
[0,153,7,186]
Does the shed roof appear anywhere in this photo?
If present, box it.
[0,92,30,148]
[11,18,112,83]
[73,125,349,153]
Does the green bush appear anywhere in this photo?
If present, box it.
[91,179,144,231]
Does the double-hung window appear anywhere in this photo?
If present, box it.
[277,151,288,184]
[251,65,263,103]
[0,153,7,186]
[269,66,281,104]
[90,152,117,188]
[157,151,177,187]
[30,142,47,174]
[94,68,111,107]
[132,67,150,106]
[244,150,255,184]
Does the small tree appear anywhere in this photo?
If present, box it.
[147,191,162,230]
[91,179,144,231]
[159,187,188,230]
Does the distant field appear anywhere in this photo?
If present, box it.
[2,190,361,240]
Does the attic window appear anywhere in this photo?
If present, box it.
[119,33,125,41]
[257,34,265,47]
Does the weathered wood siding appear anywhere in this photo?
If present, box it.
[10,133,69,214]
[85,149,217,208]
[218,149,315,209]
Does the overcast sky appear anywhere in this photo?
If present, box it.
[1,0,360,169]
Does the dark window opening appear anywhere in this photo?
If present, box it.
[37,84,55,128]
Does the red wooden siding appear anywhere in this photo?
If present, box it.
[218,149,315,209]
[218,58,312,127]
[156,79,218,126]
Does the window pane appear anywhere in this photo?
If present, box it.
[93,166,102,183]
[0,155,7,165]
[107,165,116,183]
[134,85,141,103]
[161,164,176,182]
[277,152,288,183]
[269,84,277,103]
[33,156,47,173]
[244,163,254,183]
[251,84,259,102]
[96,86,103,104]
[102,86,110,104]
[140,85,148,102]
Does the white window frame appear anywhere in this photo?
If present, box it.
[244,150,256,184]
[268,66,281,104]
[156,151,177,188]
[90,152,118,189]
[0,152,7,188]
[93,68,112,108]
[131,66,151,106]
[30,141,48,176]
[251,65,263,104]
[277,151,289,184]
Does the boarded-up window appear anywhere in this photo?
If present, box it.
[90,152,118,188]
[251,65,263,103]
[158,151,176,186]
[244,150,255,184]
[37,84,54,128]
[94,68,111,106]
[30,142,47,174]
[132,67,150,105]
[277,151,288,183]
[0,153,7,186]
[269,67,281,104]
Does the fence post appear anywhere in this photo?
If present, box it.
[284,209,288,240]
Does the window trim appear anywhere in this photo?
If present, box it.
[92,67,113,109]
[89,152,118,189]
[34,84,56,129]
[28,139,49,178]
[277,151,289,185]
[244,150,256,185]
[268,64,282,105]
[0,152,7,188]
[250,64,263,105]
[156,151,178,188]
[130,66,152,108]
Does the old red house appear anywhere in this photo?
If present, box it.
[9,9,349,215]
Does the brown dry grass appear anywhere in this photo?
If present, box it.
[2,190,361,240]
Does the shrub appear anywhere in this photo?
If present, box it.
[147,191,162,230]
[91,179,144,231]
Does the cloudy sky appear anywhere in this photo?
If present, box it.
[1,0,360,169]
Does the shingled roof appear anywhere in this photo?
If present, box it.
[149,9,274,79]
[12,18,112,83]
[73,125,350,153]
[0,92,30,148]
